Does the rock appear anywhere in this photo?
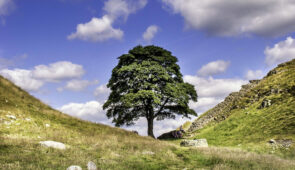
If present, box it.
[157,130,184,139]
[25,118,31,121]
[131,130,138,135]
[259,99,271,109]
[39,141,66,150]
[142,151,155,155]
[6,115,16,120]
[87,161,97,170]
[269,139,276,144]
[180,139,208,147]
[45,124,50,127]
[67,165,82,170]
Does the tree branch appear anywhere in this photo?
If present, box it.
[155,98,169,117]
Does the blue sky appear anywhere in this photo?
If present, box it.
[1,0,295,136]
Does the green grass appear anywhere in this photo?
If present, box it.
[1,59,295,170]
[187,59,295,159]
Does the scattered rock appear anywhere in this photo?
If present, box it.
[67,165,82,170]
[45,124,50,128]
[268,139,293,148]
[180,139,208,147]
[6,115,16,120]
[25,118,31,121]
[269,139,276,144]
[4,121,11,125]
[39,141,66,150]
[142,151,155,155]
[87,161,97,170]
[259,99,271,109]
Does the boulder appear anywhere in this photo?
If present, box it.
[180,139,208,147]
[39,141,66,150]
[157,130,184,139]
[67,165,82,170]
[87,161,97,170]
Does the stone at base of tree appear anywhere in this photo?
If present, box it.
[180,139,208,147]
[39,141,66,150]
[67,165,82,170]
[87,161,97,170]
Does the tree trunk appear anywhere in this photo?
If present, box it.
[147,117,155,138]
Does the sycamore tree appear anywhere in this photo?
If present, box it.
[103,45,197,138]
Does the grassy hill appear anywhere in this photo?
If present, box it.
[1,70,295,169]
[186,59,295,159]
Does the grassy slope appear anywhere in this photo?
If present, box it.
[1,75,295,169]
[189,59,295,158]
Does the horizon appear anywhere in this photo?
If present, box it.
[1,0,295,136]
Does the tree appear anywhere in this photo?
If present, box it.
[103,45,197,138]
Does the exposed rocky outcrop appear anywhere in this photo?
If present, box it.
[188,80,261,132]
[188,63,292,132]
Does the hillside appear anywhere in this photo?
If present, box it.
[187,59,295,158]
[1,73,295,169]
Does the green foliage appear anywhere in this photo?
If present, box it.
[103,45,197,137]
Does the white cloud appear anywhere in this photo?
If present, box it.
[62,79,98,92]
[94,84,110,96]
[197,60,230,77]
[32,61,85,82]
[0,0,13,16]
[68,0,147,42]
[103,0,147,20]
[163,0,295,37]
[265,36,295,66]
[245,70,264,80]
[68,16,124,42]
[59,101,108,122]
[143,25,159,42]
[0,61,86,92]
[0,69,44,91]
[184,75,247,114]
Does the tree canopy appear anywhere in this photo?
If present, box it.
[103,45,197,138]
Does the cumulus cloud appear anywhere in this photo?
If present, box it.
[32,61,85,82]
[67,16,124,42]
[60,79,99,92]
[0,0,14,16]
[245,70,264,80]
[197,60,230,77]
[0,69,44,91]
[265,36,295,66]
[0,61,85,92]
[143,25,159,42]
[59,101,109,123]
[162,0,295,37]
[68,0,147,42]
[103,0,147,20]
[184,75,247,114]
[94,84,109,95]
